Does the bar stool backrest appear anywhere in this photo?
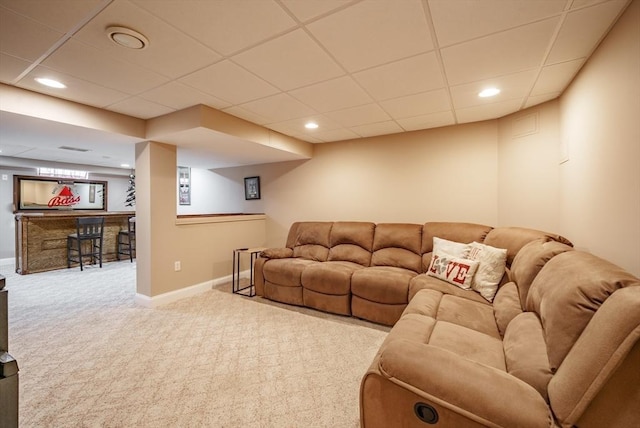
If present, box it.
[77,217,104,238]
[128,216,136,235]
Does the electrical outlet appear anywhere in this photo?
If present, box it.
[174,261,181,271]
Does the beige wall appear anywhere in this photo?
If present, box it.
[135,141,266,298]
[220,121,499,248]
[497,100,562,232]
[136,0,638,296]
[558,0,639,276]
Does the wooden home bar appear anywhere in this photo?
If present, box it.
[12,174,135,275]
[15,211,134,275]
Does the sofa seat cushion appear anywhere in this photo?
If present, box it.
[404,289,501,339]
[301,261,364,295]
[429,321,506,371]
[409,273,491,305]
[386,307,505,372]
[262,258,319,287]
[382,312,436,346]
[351,266,416,304]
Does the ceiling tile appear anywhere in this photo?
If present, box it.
[19,65,130,108]
[456,98,523,124]
[0,143,31,157]
[0,0,104,33]
[233,29,344,91]
[307,0,434,72]
[571,0,618,10]
[107,96,175,120]
[239,93,317,123]
[429,0,566,47]
[280,0,354,23]
[351,120,404,138]
[450,69,537,109]
[325,103,391,127]
[531,59,584,96]
[0,7,63,61]
[380,88,450,119]
[41,38,168,94]
[0,53,30,83]
[132,0,297,56]
[546,1,628,64]
[355,52,444,101]
[267,114,343,136]
[524,92,561,109]
[72,0,221,79]
[289,76,372,112]
[222,106,271,126]
[286,132,324,144]
[396,111,455,131]
[310,128,360,142]
[180,60,279,105]
[139,82,230,111]
[441,17,560,85]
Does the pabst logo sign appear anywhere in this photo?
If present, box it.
[48,185,81,207]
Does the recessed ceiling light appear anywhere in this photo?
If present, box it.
[35,78,66,89]
[305,122,319,129]
[106,26,149,50]
[121,163,130,168]
[478,88,500,98]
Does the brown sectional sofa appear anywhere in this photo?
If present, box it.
[254,221,640,427]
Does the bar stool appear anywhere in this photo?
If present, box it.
[67,217,104,271]
[117,216,136,262]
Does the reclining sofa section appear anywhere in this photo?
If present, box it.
[254,221,571,326]
[255,221,640,427]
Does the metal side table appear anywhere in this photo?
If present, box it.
[232,247,266,297]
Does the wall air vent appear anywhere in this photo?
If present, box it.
[58,146,90,152]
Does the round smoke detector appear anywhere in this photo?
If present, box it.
[106,26,149,50]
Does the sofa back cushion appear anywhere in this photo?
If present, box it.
[422,222,493,272]
[328,221,375,266]
[509,239,574,308]
[548,286,640,427]
[526,251,639,372]
[371,223,422,273]
[503,312,553,401]
[291,222,333,261]
[484,227,572,267]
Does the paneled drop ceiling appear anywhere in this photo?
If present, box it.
[0,0,632,170]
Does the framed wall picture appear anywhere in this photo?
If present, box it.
[178,166,191,205]
[244,176,260,200]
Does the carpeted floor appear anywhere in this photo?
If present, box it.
[1,260,389,427]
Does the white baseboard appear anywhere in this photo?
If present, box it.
[135,269,250,308]
[0,257,15,266]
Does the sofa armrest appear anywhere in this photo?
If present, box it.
[378,340,552,428]
[260,247,293,259]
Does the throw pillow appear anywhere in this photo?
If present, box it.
[427,251,479,290]
[432,236,469,258]
[466,241,508,302]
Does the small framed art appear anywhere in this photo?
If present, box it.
[244,176,261,200]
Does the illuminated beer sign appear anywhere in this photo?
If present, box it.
[14,176,107,211]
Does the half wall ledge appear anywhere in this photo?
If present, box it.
[175,213,266,225]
